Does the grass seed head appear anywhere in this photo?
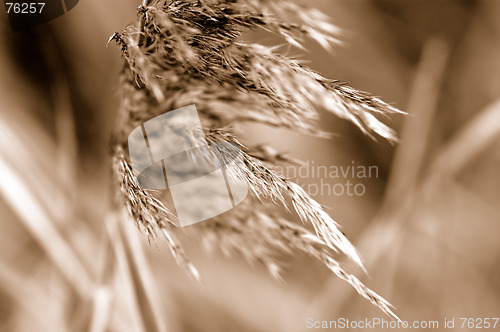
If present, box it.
[111,0,401,319]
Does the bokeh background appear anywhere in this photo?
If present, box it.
[1,0,499,331]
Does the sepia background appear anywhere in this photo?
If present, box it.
[0,0,499,331]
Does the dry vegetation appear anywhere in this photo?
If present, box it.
[0,1,499,332]
[110,0,402,320]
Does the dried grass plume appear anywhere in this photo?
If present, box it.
[110,0,401,320]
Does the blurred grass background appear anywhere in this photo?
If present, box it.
[1,1,499,331]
